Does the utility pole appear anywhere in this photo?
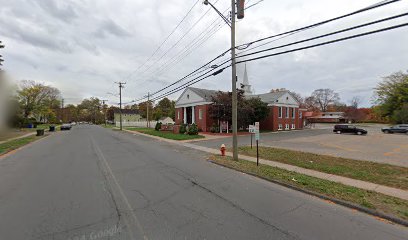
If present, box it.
[146,92,150,128]
[115,82,126,130]
[204,0,244,161]
[230,0,238,161]
[101,100,108,126]
[61,98,64,123]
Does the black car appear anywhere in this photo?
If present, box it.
[333,124,367,135]
[381,124,408,134]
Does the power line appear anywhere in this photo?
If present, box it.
[132,0,403,103]
[121,0,201,82]
[136,9,229,86]
[236,22,408,64]
[236,12,408,60]
[147,21,408,103]
[153,16,228,77]
[235,0,401,50]
[136,0,221,79]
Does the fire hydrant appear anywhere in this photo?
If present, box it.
[220,144,226,156]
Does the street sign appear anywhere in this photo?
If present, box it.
[255,122,260,140]
[248,125,255,133]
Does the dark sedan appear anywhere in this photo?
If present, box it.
[381,124,408,134]
[333,124,367,135]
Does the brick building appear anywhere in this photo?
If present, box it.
[175,87,305,132]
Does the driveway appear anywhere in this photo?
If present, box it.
[194,125,408,167]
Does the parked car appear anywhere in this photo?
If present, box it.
[333,124,367,135]
[381,124,408,134]
[60,123,72,130]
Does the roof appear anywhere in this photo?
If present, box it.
[159,116,173,120]
[188,87,219,102]
[247,90,289,103]
[113,109,140,114]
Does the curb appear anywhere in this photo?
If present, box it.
[208,159,408,227]
[0,134,51,160]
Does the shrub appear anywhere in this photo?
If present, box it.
[188,123,199,135]
[179,124,187,134]
[210,124,219,133]
[155,122,162,131]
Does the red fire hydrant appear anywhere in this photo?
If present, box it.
[220,144,226,156]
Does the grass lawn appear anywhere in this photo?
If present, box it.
[0,131,29,141]
[239,146,408,190]
[101,124,117,129]
[126,127,205,141]
[210,155,408,221]
[0,135,45,156]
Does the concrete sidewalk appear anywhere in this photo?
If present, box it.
[0,132,36,145]
[124,129,408,201]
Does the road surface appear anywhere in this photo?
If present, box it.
[0,125,406,239]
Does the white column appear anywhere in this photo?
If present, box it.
[183,107,187,124]
[191,106,195,124]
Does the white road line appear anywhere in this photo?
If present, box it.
[91,138,148,240]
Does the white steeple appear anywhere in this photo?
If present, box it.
[241,63,252,95]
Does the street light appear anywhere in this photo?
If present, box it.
[204,0,245,161]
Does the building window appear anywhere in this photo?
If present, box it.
[199,109,203,120]
[299,111,302,119]
[278,124,283,130]
[292,108,295,119]
[286,107,289,118]
[285,124,289,130]
[291,124,295,129]
[177,111,180,120]
[187,94,190,99]
[278,107,282,118]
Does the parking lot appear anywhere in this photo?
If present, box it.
[195,124,408,167]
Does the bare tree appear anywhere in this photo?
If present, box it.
[310,89,340,112]
[350,96,361,109]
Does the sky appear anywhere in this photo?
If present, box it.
[0,0,407,107]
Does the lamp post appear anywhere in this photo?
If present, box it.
[204,0,244,161]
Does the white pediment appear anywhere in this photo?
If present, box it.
[273,92,299,107]
[175,88,207,107]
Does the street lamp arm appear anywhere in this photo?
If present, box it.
[204,1,231,28]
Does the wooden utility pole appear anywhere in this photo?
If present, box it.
[115,82,126,130]
[147,92,150,128]
[101,100,108,126]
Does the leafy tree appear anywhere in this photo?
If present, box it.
[392,103,408,123]
[309,88,340,112]
[209,90,269,129]
[17,80,61,122]
[78,97,104,123]
[138,101,154,120]
[154,98,176,120]
[374,71,408,120]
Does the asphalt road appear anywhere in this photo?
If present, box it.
[0,125,406,240]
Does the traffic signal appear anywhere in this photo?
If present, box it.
[237,0,245,19]
[0,41,4,69]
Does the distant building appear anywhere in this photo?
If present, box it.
[174,87,305,132]
[307,112,347,123]
[159,116,174,125]
[174,87,217,132]
[249,89,305,131]
[114,109,142,124]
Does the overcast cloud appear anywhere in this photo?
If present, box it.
[1,0,407,107]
